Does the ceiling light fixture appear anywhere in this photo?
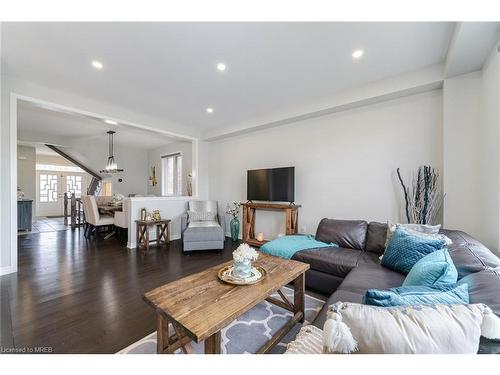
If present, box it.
[92,60,104,69]
[217,63,226,71]
[352,49,364,59]
[206,108,214,114]
[104,119,118,125]
[100,131,123,174]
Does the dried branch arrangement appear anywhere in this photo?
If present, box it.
[396,166,444,225]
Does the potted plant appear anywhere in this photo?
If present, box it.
[226,201,241,241]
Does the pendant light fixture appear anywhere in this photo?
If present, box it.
[100,130,123,173]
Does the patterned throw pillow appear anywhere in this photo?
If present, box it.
[384,222,443,249]
[381,227,445,274]
[363,284,469,307]
[187,210,217,222]
[403,249,458,287]
[284,325,324,354]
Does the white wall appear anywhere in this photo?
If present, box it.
[442,72,482,239]
[479,47,500,252]
[36,154,75,166]
[125,196,191,248]
[17,145,36,219]
[208,90,443,239]
[147,141,193,196]
[65,137,149,196]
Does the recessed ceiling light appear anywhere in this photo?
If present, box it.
[104,119,118,125]
[352,49,364,59]
[217,63,226,71]
[92,60,104,69]
[206,108,214,114]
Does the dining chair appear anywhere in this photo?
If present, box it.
[113,202,128,236]
[82,195,114,238]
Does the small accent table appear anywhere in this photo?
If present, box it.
[240,202,301,247]
[135,219,171,251]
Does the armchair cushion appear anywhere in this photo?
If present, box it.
[188,220,220,228]
[183,224,224,242]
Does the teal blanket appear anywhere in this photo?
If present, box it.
[260,234,338,259]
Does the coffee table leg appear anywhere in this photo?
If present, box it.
[157,313,167,354]
[293,272,305,323]
[205,331,221,354]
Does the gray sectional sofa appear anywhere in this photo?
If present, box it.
[290,218,500,353]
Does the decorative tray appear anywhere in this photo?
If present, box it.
[217,264,267,285]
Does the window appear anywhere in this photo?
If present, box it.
[161,153,182,196]
[36,163,84,173]
[66,175,83,198]
[39,173,58,202]
[101,181,113,196]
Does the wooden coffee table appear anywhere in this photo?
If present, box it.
[143,252,310,354]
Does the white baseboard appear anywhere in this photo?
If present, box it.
[127,234,181,249]
[0,266,16,276]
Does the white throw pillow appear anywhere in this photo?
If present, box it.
[322,302,500,354]
[285,325,324,354]
[187,210,217,222]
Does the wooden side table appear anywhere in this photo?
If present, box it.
[135,219,171,251]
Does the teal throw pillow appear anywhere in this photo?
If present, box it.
[381,227,445,274]
[363,283,469,307]
[403,249,458,287]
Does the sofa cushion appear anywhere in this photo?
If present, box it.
[183,223,224,242]
[292,247,361,278]
[442,230,500,278]
[312,263,405,328]
[337,264,406,295]
[458,267,500,316]
[365,222,388,254]
[315,218,368,250]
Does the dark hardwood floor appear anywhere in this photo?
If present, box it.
[1,229,239,353]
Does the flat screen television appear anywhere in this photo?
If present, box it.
[247,167,295,203]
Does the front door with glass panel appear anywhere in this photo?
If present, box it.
[37,172,87,217]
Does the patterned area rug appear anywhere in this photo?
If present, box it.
[118,287,325,354]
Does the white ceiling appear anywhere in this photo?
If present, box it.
[17,100,178,149]
[3,22,456,133]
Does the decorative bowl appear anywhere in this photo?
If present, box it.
[218,264,266,285]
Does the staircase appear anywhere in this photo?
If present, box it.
[44,144,102,195]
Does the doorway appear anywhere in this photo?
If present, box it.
[36,171,87,217]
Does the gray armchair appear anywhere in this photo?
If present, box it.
[182,200,226,252]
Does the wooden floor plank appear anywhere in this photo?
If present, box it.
[0,230,238,353]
